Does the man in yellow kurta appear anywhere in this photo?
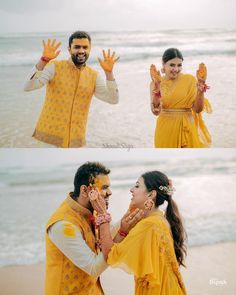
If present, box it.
[45,162,112,295]
[45,162,143,295]
[24,31,119,147]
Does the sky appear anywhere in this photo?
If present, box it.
[0,148,235,167]
[0,0,235,33]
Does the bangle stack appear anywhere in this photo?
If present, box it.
[203,83,210,92]
[152,90,161,98]
[95,212,112,228]
[198,82,210,93]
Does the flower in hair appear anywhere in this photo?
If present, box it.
[159,185,175,196]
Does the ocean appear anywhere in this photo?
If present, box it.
[0,151,236,266]
[0,29,236,147]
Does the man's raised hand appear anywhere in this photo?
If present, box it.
[42,39,61,61]
[98,49,119,73]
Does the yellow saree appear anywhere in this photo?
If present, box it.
[154,74,212,148]
[107,210,187,295]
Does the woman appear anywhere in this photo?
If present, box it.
[90,171,187,295]
[150,48,212,148]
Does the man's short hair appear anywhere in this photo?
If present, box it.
[72,162,110,199]
[69,31,91,47]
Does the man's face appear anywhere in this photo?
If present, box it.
[68,38,91,66]
[93,174,112,209]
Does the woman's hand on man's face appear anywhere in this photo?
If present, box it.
[120,208,144,234]
[88,186,107,214]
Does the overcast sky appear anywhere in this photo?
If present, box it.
[0,0,235,33]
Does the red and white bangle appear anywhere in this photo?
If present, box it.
[203,83,210,92]
[152,90,161,98]
[118,229,128,237]
[41,56,51,63]
[198,82,210,93]
[95,212,112,227]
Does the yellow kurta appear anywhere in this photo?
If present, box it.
[155,74,212,148]
[107,210,187,295]
[45,195,104,295]
[33,60,97,148]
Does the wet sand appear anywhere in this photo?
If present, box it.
[1,241,235,295]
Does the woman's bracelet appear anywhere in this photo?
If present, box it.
[152,90,161,98]
[203,83,210,92]
[41,56,51,63]
[95,212,112,227]
[197,82,210,93]
[118,229,128,237]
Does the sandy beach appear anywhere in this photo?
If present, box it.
[1,241,235,295]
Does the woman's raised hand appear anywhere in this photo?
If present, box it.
[150,64,161,88]
[196,63,210,93]
[42,39,61,60]
[196,63,207,82]
[150,65,162,115]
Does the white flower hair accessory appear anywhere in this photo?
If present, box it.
[158,185,175,196]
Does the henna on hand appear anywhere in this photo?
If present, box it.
[42,38,61,61]
[98,49,119,72]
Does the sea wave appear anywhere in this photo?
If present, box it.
[0,159,235,266]
[0,29,236,66]
[0,157,235,190]
[1,48,236,67]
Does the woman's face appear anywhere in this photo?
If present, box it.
[163,57,183,80]
[130,177,152,210]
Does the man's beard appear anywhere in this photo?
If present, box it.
[71,53,88,66]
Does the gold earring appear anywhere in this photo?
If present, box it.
[144,198,154,210]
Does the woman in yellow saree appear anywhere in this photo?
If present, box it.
[90,171,187,295]
[150,48,212,148]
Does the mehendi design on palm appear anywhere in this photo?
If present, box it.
[196,63,210,92]
[98,49,119,72]
[42,39,61,60]
[150,64,162,83]
[197,63,207,81]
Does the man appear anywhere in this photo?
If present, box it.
[24,31,119,147]
[45,162,143,295]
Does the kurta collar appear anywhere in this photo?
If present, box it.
[66,194,92,219]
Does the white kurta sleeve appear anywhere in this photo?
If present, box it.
[48,220,108,278]
[24,63,55,91]
[94,73,119,104]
